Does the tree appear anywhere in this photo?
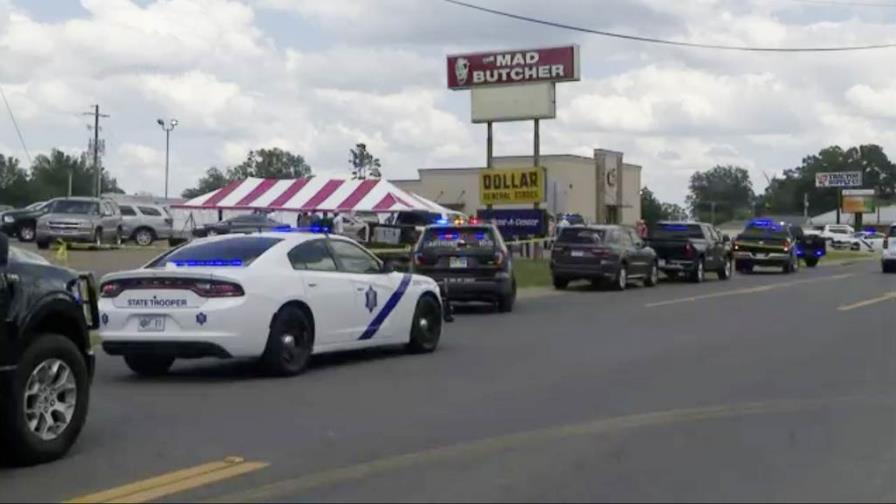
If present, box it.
[641,186,689,226]
[181,167,228,199]
[28,149,122,201]
[0,155,32,207]
[761,144,896,215]
[349,143,381,180]
[227,148,311,180]
[686,165,755,224]
[661,202,688,221]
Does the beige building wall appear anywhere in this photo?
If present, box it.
[392,151,642,226]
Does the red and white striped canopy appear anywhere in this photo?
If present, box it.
[173,177,454,213]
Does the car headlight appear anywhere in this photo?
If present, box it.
[3,215,14,223]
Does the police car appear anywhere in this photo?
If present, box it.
[98,230,449,377]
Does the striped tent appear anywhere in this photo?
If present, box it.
[173,177,454,214]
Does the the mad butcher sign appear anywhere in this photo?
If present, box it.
[447,45,580,89]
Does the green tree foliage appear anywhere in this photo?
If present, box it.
[686,165,755,224]
[349,143,381,180]
[182,148,313,198]
[761,145,896,215]
[641,187,689,226]
[0,155,32,207]
[0,149,123,207]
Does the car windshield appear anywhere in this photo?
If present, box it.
[557,227,606,243]
[651,223,704,239]
[146,237,282,267]
[48,200,98,215]
[420,226,497,252]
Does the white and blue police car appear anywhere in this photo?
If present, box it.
[98,230,448,376]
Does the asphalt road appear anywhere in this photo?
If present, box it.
[2,258,895,502]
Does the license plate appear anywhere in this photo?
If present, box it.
[657,258,666,267]
[449,257,468,268]
[447,277,474,283]
[137,315,165,332]
[571,250,584,257]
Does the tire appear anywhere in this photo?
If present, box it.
[717,257,732,280]
[805,257,819,268]
[552,276,569,290]
[114,228,123,247]
[408,296,442,353]
[261,306,313,376]
[497,280,516,313]
[36,239,49,250]
[783,255,798,274]
[614,264,628,291]
[18,224,35,242]
[93,228,102,246]
[644,261,659,287]
[0,334,89,466]
[690,258,705,283]
[123,354,175,377]
[851,242,860,251]
[882,261,895,274]
[134,228,154,246]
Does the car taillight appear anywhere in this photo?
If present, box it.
[733,242,740,251]
[192,281,244,297]
[100,281,122,298]
[684,243,695,257]
[494,250,505,266]
[783,239,791,252]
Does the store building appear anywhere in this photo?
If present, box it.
[392,148,642,225]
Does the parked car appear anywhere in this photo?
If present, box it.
[551,225,658,291]
[817,224,855,248]
[791,224,826,267]
[1,201,48,242]
[35,197,123,250]
[118,203,173,246]
[882,224,896,273]
[647,221,732,282]
[410,223,516,312]
[0,232,99,464]
[191,213,284,238]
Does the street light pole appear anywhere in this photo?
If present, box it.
[157,118,178,199]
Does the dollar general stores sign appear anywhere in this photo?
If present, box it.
[479,167,546,205]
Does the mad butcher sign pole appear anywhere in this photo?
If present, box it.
[447,45,580,215]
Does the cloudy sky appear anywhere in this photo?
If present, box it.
[1,0,895,204]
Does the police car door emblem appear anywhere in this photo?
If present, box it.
[365,286,378,313]
[101,313,109,326]
[196,312,207,326]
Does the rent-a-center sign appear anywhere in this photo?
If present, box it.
[447,46,580,89]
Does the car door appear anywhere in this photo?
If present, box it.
[119,205,137,238]
[701,225,721,269]
[100,201,118,240]
[137,205,168,238]
[327,239,401,343]
[286,239,356,345]
[624,228,649,275]
[614,228,640,275]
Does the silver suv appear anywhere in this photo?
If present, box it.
[118,203,173,246]
[35,197,123,249]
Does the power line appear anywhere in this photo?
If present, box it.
[443,0,896,52]
[0,84,32,165]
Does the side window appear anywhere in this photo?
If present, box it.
[101,202,112,215]
[288,240,337,271]
[616,229,633,248]
[138,206,162,216]
[119,206,137,216]
[329,240,382,274]
[626,228,642,247]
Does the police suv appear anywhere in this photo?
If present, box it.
[98,231,449,377]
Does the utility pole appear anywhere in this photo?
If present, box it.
[83,105,109,197]
[803,192,809,222]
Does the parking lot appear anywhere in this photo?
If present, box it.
[2,240,895,502]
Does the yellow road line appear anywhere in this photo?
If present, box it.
[837,292,896,312]
[645,273,853,308]
[66,457,268,504]
[206,394,885,503]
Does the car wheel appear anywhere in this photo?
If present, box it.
[261,306,313,376]
[614,264,628,291]
[805,257,819,268]
[883,261,895,274]
[18,225,35,242]
[0,334,89,466]
[408,296,442,353]
[207,229,218,237]
[644,261,659,287]
[718,257,732,280]
[123,354,175,377]
[93,229,102,246]
[690,258,705,283]
[36,239,49,250]
[114,228,123,247]
[497,280,516,313]
[850,242,860,251]
[134,228,154,247]
[552,276,569,290]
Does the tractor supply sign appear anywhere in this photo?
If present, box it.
[447,46,580,89]
[815,171,862,188]
[479,167,546,205]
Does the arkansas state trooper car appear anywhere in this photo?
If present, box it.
[98,231,449,377]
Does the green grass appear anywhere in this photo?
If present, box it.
[824,249,877,262]
[513,258,552,288]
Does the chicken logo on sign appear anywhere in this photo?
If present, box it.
[455,57,470,86]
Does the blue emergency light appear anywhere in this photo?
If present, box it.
[272,226,331,233]
[171,259,243,267]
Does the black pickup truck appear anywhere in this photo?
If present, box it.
[733,219,824,273]
[0,233,99,465]
[647,221,732,282]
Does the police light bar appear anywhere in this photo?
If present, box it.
[169,259,244,267]
[271,226,331,233]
